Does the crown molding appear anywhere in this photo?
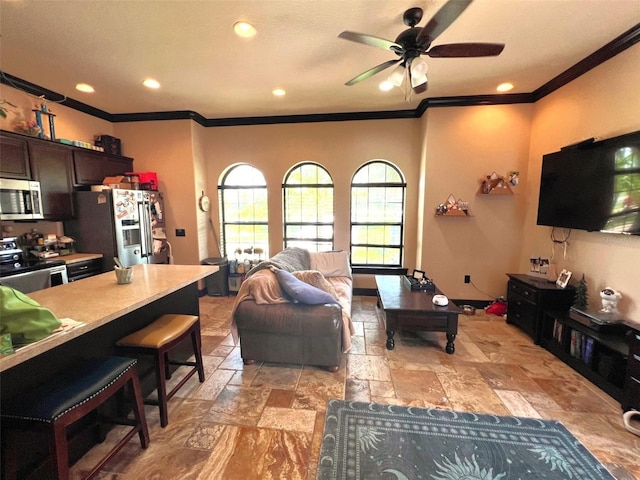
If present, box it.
[1,24,637,127]
[533,23,639,101]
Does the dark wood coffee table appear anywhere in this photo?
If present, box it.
[375,275,462,354]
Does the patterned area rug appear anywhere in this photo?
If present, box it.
[317,400,615,480]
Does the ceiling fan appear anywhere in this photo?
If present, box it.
[338,0,505,95]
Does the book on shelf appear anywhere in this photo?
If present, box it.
[552,319,564,343]
[570,329,584,358]
[583,336,594,364]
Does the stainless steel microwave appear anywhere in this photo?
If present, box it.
[0,178,44,220]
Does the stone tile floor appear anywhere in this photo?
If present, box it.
[71,295,639,479]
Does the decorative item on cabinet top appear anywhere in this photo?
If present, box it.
[477,171,516,195]
[435,194,470,216]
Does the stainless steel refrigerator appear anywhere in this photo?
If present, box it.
[65,189,168,271]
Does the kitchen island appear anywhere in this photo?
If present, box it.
[0,263,218,389]
[0,263,218,477]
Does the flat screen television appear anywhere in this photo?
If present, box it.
[536,130,640,235]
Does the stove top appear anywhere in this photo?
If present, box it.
[0,258,66,278]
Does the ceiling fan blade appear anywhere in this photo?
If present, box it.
[416,0,473,47]
[345,59,402,86]
[427,43,505,57]
[338,31,402,52]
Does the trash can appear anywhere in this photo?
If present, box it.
[202,257,229,296]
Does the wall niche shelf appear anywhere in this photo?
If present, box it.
[435,194,471,217]
[477,171,515,195]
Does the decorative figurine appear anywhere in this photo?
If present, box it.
[573,274,588,309]
[600,287,622,314]
[32,98,56,140]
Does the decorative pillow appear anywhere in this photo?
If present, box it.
[310,251,352,278]
[293,270,339,300]
[272,268,340,305]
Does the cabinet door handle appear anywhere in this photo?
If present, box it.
[634,354,640,362]
[523,290,530,296]
[631,376,640,385]
[636,334,640,341]
[78,265,89,270]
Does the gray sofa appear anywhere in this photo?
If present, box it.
[231,248,354,371]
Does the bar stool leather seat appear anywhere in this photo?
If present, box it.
[1,356,149,480]
[115,314,205,428]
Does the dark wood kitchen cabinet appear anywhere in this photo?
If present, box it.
[0,132,31,179]
[67,257,104,281]
[73,149,133,185]
[28,140,75,220]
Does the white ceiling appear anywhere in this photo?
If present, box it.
[1,0,639,120]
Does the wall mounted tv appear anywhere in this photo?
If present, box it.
[536,130,640,235]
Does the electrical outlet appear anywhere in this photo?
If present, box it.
[176,229,186,237]
[464,275,471,284]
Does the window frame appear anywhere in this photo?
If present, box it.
[218,164,269,259]
[282,161,335,252]
[350,160,406,267]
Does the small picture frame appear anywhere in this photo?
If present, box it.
[412,270,425,281]
[556,269,572,288]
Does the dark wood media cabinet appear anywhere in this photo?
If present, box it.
[541,309,630,403]
[506,274,575,345]
[507,274,639,410]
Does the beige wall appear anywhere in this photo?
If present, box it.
[419,104,533,300]
[201,119,422,289]
[523,44,640,322]
[113,121,199,266]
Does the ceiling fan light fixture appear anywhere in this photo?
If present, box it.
[379,80,394,92]
[388,65,405,87]
[410,58,428,79]
[410,73,427,88]
[272,88,286,97]
[234,21,256,38]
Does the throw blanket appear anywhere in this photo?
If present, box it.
[245,247,310,277]
[230,254,354,352]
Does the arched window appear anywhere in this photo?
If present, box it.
[283,162,334,252]
[219,164,269,260]
[350,160,406,266]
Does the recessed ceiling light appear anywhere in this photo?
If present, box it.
[234,21,256,38]
[143,78,161,89]
[379,80,394,92]
[497,82,514,92]
[75,83,94,93]
[272,88,286,97]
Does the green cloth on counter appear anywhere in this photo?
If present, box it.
[0,286,61,346]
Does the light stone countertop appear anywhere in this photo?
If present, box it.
[0,263,218,372]
[60,253,104,264]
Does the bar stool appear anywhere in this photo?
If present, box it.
[115,314,205,428]
[1,356,149,480]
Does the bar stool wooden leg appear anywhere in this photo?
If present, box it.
[192,327,205,382]
[130,368,151,449]
[53,424,70,480]
[156,348,169,428]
